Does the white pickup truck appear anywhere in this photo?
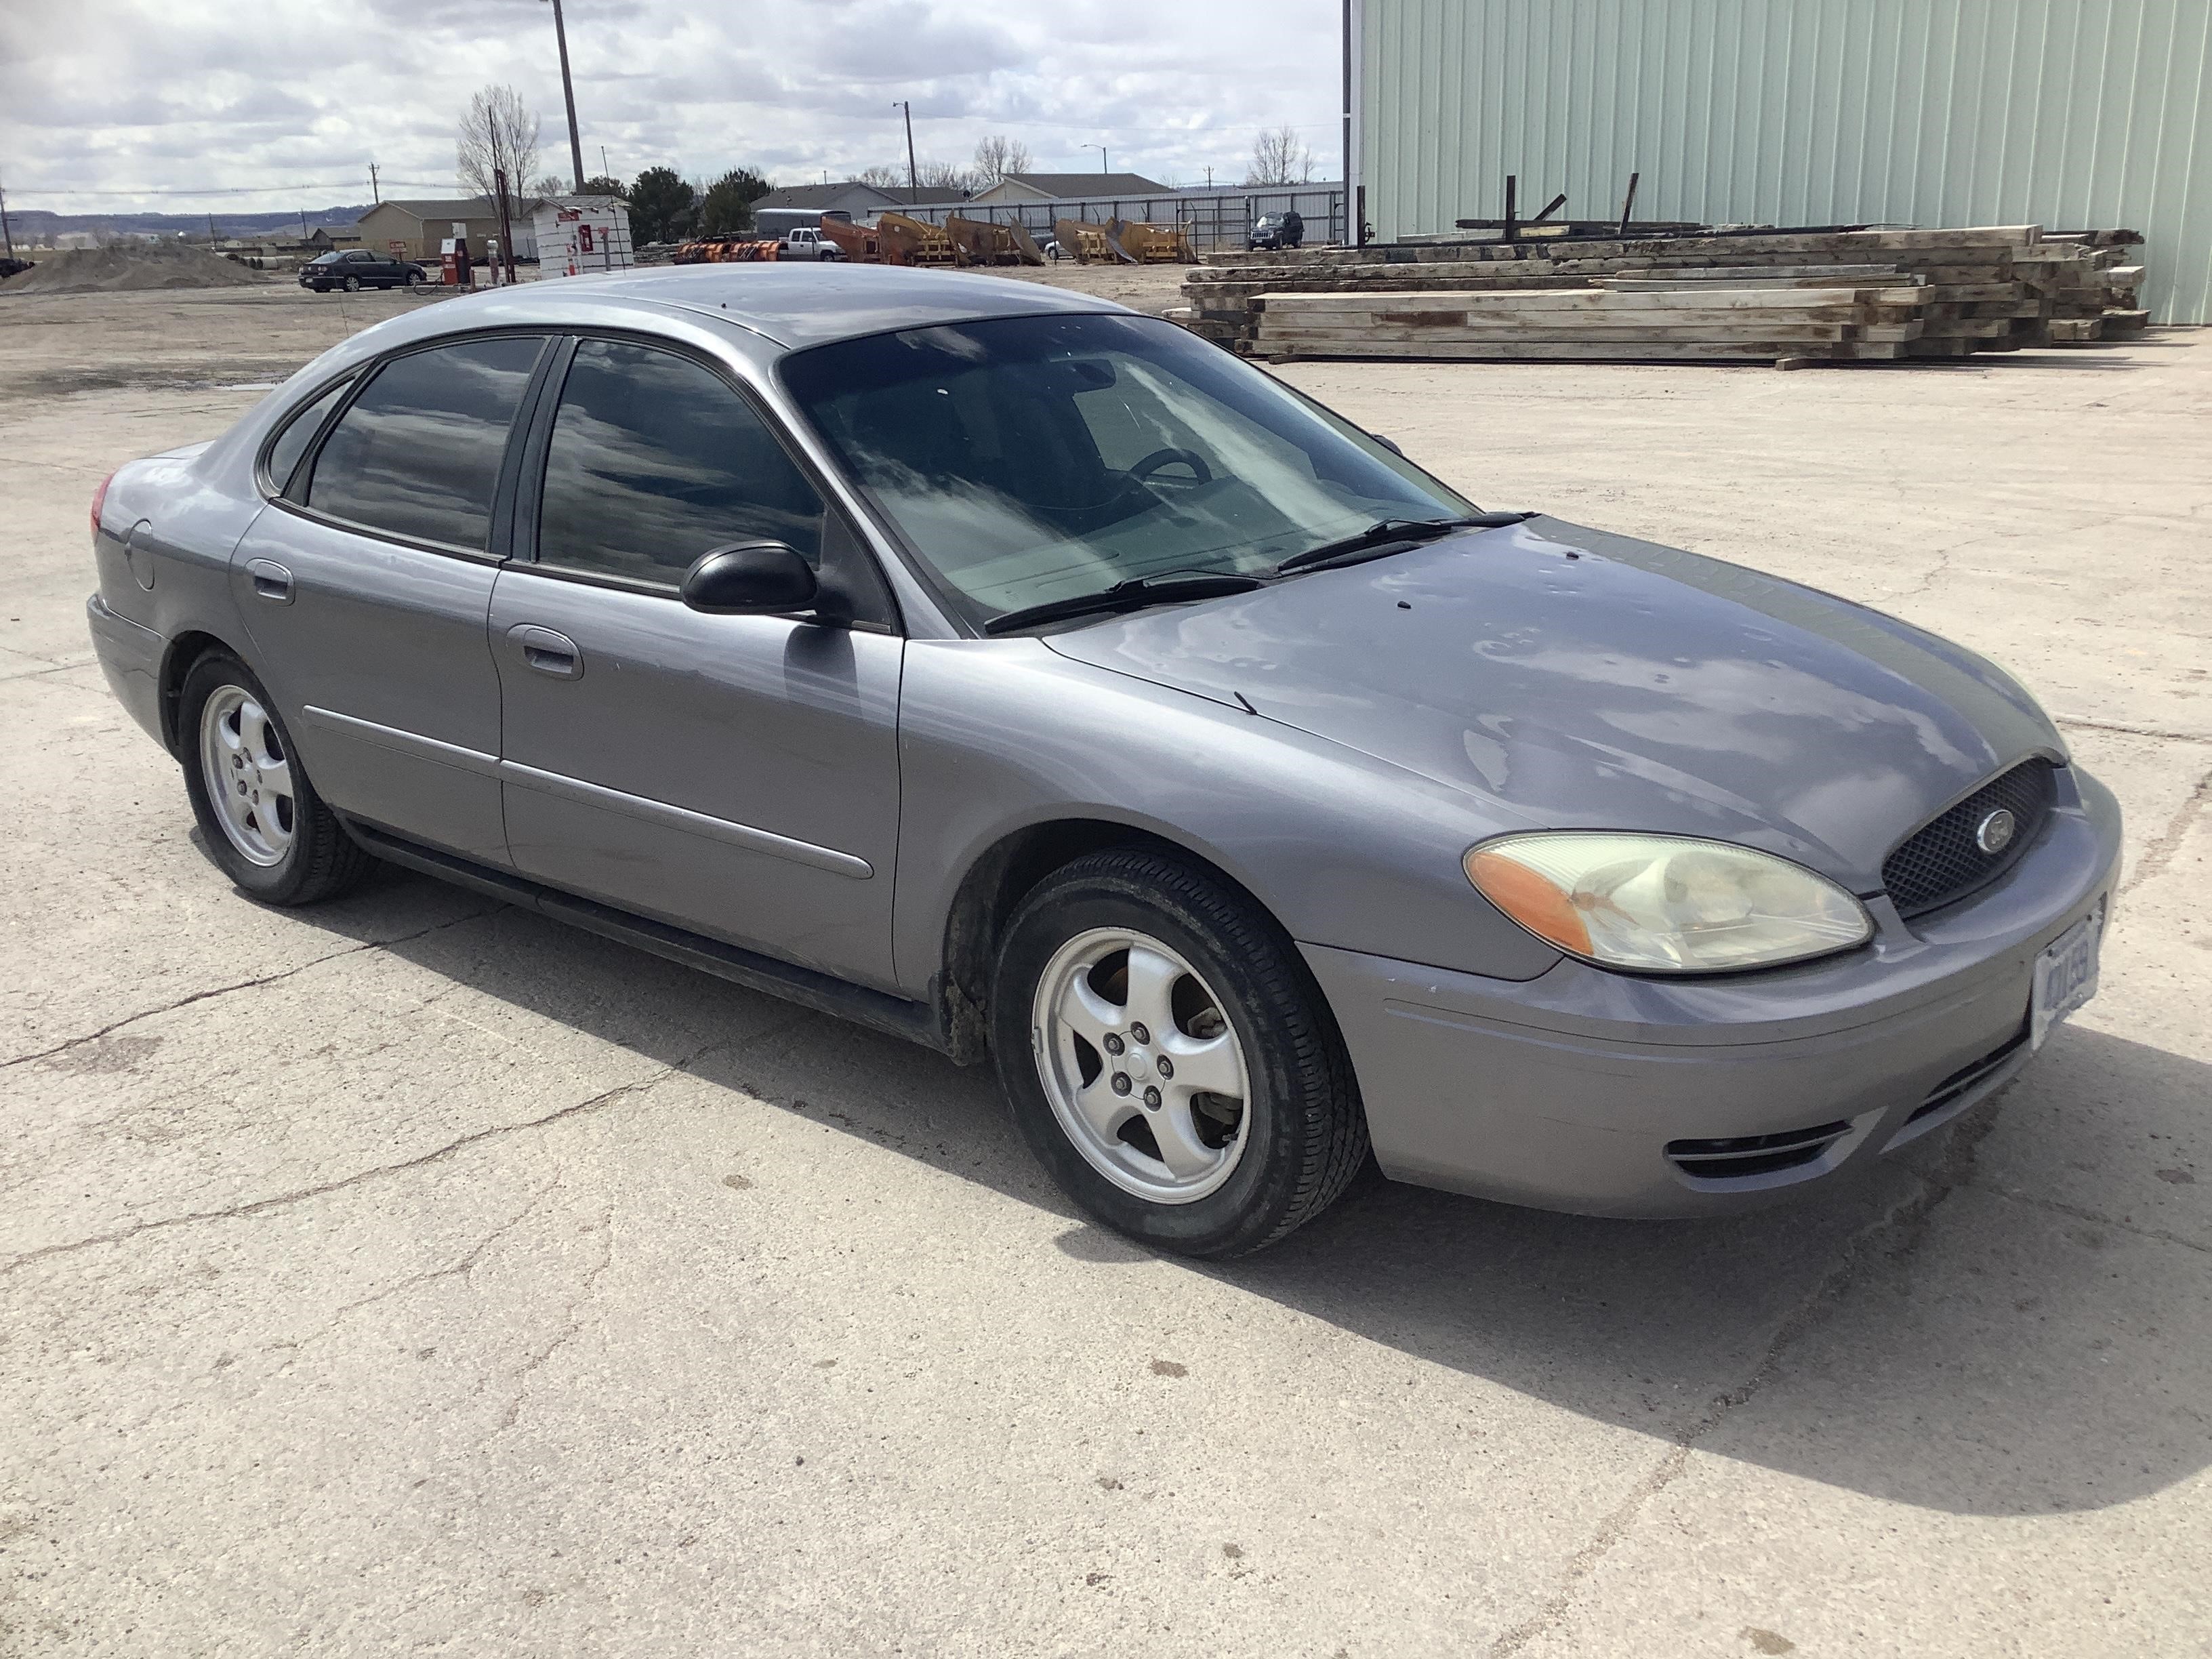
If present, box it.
[778,226,844,262]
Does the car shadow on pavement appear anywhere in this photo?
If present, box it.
[350,872,2209,1523]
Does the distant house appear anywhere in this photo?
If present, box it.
[968,171,1172,205]
[295,226,364,252]
[750,179,982,237]
[352,197,541,262]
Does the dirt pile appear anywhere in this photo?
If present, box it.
[0,242,268,296]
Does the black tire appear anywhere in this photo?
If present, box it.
[406,270,422,285]
[990,848,1368,1256]
[178,651,373,906]
[342,275,362,292]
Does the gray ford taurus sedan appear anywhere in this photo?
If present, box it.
[85,266,2118,1256]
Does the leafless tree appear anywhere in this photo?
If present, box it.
[918,158,976,194]
[972,134,1033,184]
[457,86,543,205]
[1245,124,1314,186]
[857,164,906,189]
[527,174,567,201]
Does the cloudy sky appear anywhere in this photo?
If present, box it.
[1,0,1345,215]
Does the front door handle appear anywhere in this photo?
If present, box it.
[245,558,294,604]
[508,623,583,680]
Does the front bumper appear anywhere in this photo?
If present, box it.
[1304,764,2123,1217]
[86,593,167,750]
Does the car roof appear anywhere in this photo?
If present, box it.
[523,263,1132,350]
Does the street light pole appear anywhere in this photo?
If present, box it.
[894,101,918,197]
[544,0,586,193]
[1084,142,1107,176]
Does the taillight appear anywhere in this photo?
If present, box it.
[91,471,116,541]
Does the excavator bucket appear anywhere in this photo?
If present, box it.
[1004,222,1048,266]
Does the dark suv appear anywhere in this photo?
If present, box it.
[300,249,426,293]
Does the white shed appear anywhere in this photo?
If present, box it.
[531,197,635,277]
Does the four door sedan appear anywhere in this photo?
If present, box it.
[83,266,2117,1256]
[300,248,427,292]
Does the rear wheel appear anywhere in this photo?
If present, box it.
[342,274,362,292]
[179,652,371,906]
[991,849,1367,1256]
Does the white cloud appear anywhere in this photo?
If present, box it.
[0,0,1346,211]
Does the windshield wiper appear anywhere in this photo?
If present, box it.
[981,573,1267,636]
[1273,511,1537,577]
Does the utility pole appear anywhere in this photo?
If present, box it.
[1204,165,1213,188]
[894,100,918,197]
[298,209,308,240]
[369,161,380,204]
[600,145,609,182]
[1084,143,1108,176]
[543,0,586,192]
[0,167,14,260]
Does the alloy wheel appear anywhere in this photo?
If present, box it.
[1031,926,1251,1204]
[199,684,295,866]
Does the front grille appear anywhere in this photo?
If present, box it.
[1882,760,2056,918]
[1666,1120,1853,1182]
[1906,1020,2031,1127]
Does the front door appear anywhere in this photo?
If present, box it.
[232,333,549,863]
[491,337,905,989]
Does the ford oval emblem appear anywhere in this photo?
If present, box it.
[1975,808,2017,855]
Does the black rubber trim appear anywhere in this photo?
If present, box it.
[345,820,948,1052]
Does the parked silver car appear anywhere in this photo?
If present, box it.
[85,266,2117,1255]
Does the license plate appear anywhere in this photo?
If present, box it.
[2031,899,2106,1050]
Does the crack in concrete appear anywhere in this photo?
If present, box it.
[0,1019,797,1281]
[1965,1179,2211,1256]
[2055,715,2212,745]
[0,906,501,1072]
[1488,1100,2003,1658]
[2121,764,2212,897]
[493,1193,617,1433]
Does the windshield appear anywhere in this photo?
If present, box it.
[779,313,1475,627]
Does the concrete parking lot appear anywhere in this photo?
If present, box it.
[2,283,2207,1657]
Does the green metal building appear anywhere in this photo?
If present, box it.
[1352,0,2212,323]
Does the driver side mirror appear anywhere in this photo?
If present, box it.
[680,541,819,615]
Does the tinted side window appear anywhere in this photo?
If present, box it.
[537,340,824,585]
[307,336,542,550]
[264,375,352,495]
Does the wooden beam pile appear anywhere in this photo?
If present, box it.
[1182,226,2152,366]
[2015,231,2147,342]
[1254,285,1931,365]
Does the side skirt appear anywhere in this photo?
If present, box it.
[346,819,954,1055]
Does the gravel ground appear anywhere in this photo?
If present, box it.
[2,285,2207,1658]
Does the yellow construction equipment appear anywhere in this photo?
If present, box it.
[1111,219,1196,263]
[876,213,958,266]
[944,215,1046,266]
[1053,218,1136,266]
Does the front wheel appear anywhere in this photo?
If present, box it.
[179,652,372,905]
[991,849,1368,1256]
[405,270,422,285]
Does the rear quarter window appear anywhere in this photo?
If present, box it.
[305,335,544,550]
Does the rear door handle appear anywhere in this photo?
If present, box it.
[245,558,294,604]
[507,623,583,679]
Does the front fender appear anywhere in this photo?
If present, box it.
[889,639,1563,996]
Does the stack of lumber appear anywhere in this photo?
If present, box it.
[2016,230,2147,342]
[1183,226,2152,366]
[1254,284,1930,365]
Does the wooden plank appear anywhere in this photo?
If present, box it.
[1265,340,1837,363]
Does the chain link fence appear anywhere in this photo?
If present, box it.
[899,186,1346,253]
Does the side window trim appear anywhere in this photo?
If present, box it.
[275,330,557,565]
[514,330,901,632]
[256,371,359,500]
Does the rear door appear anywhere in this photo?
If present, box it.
[232,332,552,862]
[490,335,905,989]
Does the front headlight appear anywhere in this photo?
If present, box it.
[1463,833,1872,974]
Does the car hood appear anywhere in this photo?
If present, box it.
[1042,516,2063,889]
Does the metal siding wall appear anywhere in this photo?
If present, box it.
[1360,0,2212,323]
